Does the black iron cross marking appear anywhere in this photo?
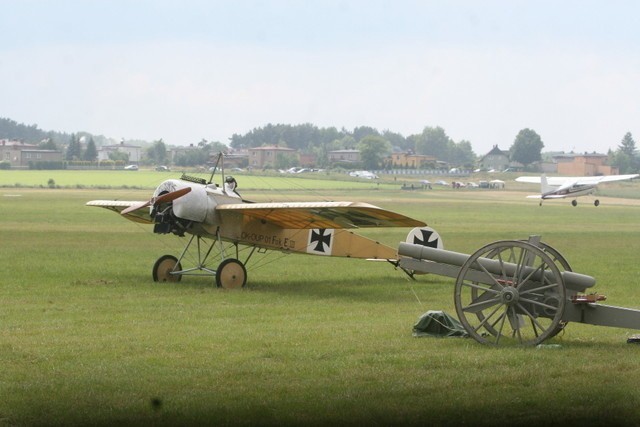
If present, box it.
[414,229,439,248]
[310,228,332,253]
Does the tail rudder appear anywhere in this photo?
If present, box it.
[405,226,443,250]
[540,174,552,195]
[400,227,444,277]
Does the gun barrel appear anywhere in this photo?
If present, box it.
[398,242,595,291]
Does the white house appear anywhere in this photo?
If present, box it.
[98,141,142,163]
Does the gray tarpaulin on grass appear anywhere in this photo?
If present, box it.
[412,310,469,338]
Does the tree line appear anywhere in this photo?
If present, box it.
[2,116,639,172]
[230,123,477,169]
[0,117,67,143]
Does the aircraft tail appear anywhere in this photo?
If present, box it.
[405,226,443,250]
[540,174,553,195]
[357,226,444,263]
[397,227,444,276]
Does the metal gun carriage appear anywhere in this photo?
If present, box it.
[398,236,640,346]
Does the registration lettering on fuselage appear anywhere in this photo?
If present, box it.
[240,231,297,249]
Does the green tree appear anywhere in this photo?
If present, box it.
[619,132,636,157]
[65,134,82,160]
[275,153,296,169]
[448,139,476,167]
[83,137,97,161]
[147,139,167,164]
[337,135,357,150]
[611,132,638,173]
[414,127,450,160]
[197,139,229,155]
[510,128,544,167]
[383,130,409,151]
[352,126,380,142]
[358,135,391,170]
[38,138,58,151]
[175,150,205,167]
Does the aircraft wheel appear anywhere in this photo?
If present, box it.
[153,255,182,282]
[454,240,566,346]
[571,200,578,207]
[594,199,600,207]
[216,258,247,289]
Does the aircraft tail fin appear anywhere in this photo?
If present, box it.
[540,174,553,195]
[405,227,443,250]
[396,227,444,276]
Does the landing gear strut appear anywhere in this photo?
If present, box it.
[152,234,253,289]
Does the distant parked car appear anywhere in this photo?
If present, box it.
[124,165,139,171]
[155,165,170,171]
[434,180,449,186]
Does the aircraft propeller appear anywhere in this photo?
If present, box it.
[121,187,192,215]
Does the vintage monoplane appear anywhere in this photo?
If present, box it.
[515,173,638,206]
[87,156,430,288]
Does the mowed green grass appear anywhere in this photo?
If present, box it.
[0,169,398,192]
[2,173,640,426]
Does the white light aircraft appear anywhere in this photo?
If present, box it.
[87,154,434,288]
[515,174,638,206]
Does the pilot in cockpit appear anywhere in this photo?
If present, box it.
[224,176,241,198]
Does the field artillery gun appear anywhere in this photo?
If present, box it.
[398,236,640,346]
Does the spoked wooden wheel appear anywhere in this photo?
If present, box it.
[485,240,571,338]
[454,241,566,346]
[531,241,572,272]
[215,258,247,289]
[526,241,571,337]
[153,255,183,282]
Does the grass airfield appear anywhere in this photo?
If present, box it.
[2,170,640,426]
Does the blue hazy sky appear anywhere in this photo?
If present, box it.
[1,0,639,154]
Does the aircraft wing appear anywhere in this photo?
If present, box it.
[517,174,638,186]
[587,174,639,184]
[216,201,426,229]
[86,200,153,224]
[515,176,543,184]
[516,176,568,186]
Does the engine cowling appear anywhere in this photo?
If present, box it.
[151,179,234,235]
